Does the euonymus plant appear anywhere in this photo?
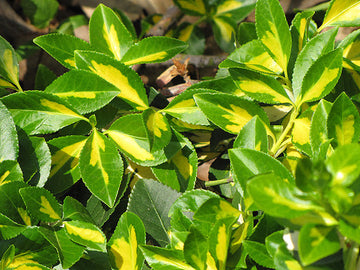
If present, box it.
[1,0,360,269]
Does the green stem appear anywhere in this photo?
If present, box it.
[270,108,299,157]
[344,240,360,270]
[205,178,233,187]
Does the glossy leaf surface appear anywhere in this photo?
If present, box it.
[0,100,18,161]
[0,35,21,90]
[1,91,88,135]
[121,37,187,65]
[33,33,92,69]
[89,4,133,60]
[194,92,268,134]
[80,129,123,208]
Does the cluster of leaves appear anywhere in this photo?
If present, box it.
[1,0,360,269]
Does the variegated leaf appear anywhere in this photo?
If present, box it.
[216,0,256,23]
[142,108,172,152]
[255,0,292,77]
[318,0,360,32]
[0,213,26,240]
[211,15,236,53]
[230,68,292,104]
[108,212,146,270]
[194,92,269,134]
[0,35,21,90]
[339,29,360,69]
[89,4,133,60]
[295,49,343,106]
[19,187,62,223]
[75,50,149,110]
[0,160,23,185]
[33,33,92,69]
[0,100,18,161]
[79,129,124,208]
[45,136,87,194]
[291,109,313,157]
[1,91,88,135]
[327,92,360,148]
[219,40,283,75]
[173,0,207,16]
[64,220,107,251]
[45,70,120,114]
[183,226,207,270]
[121,37,187,65]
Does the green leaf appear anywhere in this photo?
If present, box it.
[168,190,219,231]
[19,186,62,222]
[326,144,360,187]
[142,108,172,152]
[106,114,182,166]
[288,11,315,75]
[0,244,15,269]
[339,219,360,244]
[194,92,269,134]
[0,35,21,90]
[219,40,282,75]
[237,22,257,46]
[233,116,268,152]
[188,77,239,95]
[152,131,197,192]
[173,0,206,16]
[339,29,360,69]
[16,132,51,188]
[229,148,294,198]
[1,91,88,135]
[175,23,205,55]
[243,240,275,269]
[89,4,133,60]
[229,68,292,104]
[74,50,149,110]
[35,64,57,90]
[318,0,360,31]
[292,28,338,99]
[64,220,106,251]
[63,196,94,223]
[0,213,26,240]
[211,15,236,53]
[310,99,332,160]
[21,0,59,28]
[216,0,256,23]
[298,224,340,266]
[45,70,120,114]
[127,178,181,247]
[0,100,18,161]
[255,0,291,76]
[39,227,85,269]
[291,109,313,156]
[113,9,137,40]
[208,220,232,270]
[140,245,195,270]
[162,89,210,126]
[121,37,187,65]
[327,92,360,147]
[183,226,207,270]
[108,212,146,270]
[247,173,321,219]
[0,160,23,184]
[33,33,92,69]
[80,129,123,208]
[45,135,87,194]
[295,48,343,106]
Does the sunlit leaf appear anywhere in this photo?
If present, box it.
[75,50,149,110]
[327,92,360,147]
[0,100,18,161]
[194,92,269,134]
[19,186,62,223]
[173,0,207,16]
[255,0,291,76]
[64,220,107,251]
[183,226,207,270]
[63,196,94,223]
[211,15,236,53]
[121,37,187,65]
[318,0,360,31]
[89,4,133,60]
[291,109,313,156]
[108,212,146,270]
[33,33,92,69]
[0,160,23,185]
[1,91,88,135]
[243,240,275,269]
[80,129,124,208]
[0,35,21,90]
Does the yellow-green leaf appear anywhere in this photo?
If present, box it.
[173,0,206,16]
[318,0,360,32]
[0,36,21,91]
[79,129,124,208]
[75,51,149,110]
